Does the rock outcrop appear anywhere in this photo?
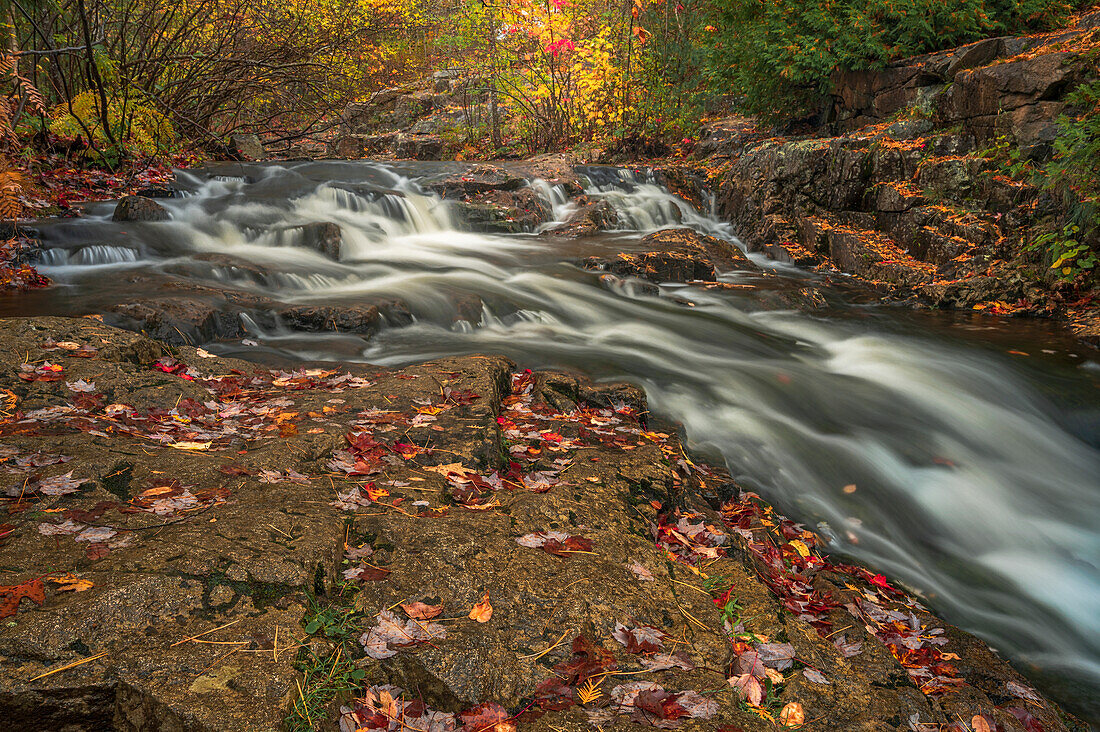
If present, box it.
[0,316,1082,731]
[681,10,1100,342]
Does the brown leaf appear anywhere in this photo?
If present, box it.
[459,701,515,732]
[349,566,391,582]
[0,578,45,618]
[469,592,493,623]
[972,715,995,732]
[401,601,443,620]
[85,542,110,561]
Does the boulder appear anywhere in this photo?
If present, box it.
[229,133,265,161]
[330,133,399,158]
[451,187,550,233]
[393,134,444,161]
[132,186,179,199]
[513,153,585,194]
[111,297,239,344]
[112,196,169,223]
[428,164,527,198]
[368,87,405,107]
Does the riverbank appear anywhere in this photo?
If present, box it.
[0,315,1087,731]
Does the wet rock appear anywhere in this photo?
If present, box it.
[542,200,617,238]
[511,153,585,194]
[110,296,240,344]
[188,253,271,285]
[451,202,529,234]
[582,228,758,282]
[279,221,342,260]
[598,273,660,297]
[229,133,265,161]
[279,304,381,335]
[132,186,179,199]
[112,196,169,223]
[452,187,550,233]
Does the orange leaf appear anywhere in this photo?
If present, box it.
[469,592,493,623]
[779,701,804,727]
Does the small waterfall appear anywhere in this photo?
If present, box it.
[578,165,739,240]
[530,179,577,225]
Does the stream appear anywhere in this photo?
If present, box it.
[6,160,1099,723]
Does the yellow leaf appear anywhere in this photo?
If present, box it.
[170,441,211,451]
[789,540,810,557]
[47,573,94,592]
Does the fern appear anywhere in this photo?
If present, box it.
[0,168,24,221]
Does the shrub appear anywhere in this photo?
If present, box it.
[49,92,175,160]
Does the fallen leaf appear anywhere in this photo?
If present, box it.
[402,601,443,620]
[729,673,763,706]
[85,542,110,561]
[626,560,655,581]
[779,701,804,727]
[0,578,45,618]
[802,668,830,685]
[469,593,493,623]
[170,441,211,451]
[459,701,515,732]
[972,714,995,732]
[47,573,94,593]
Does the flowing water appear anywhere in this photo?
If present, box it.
[7,161,1100,723]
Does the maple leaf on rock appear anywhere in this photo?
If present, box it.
[612,623,666,654]
[756,641,796,670]
[729,673,763,705]
[640,651,695,671]
[0,578,45,619]
[459,702,515,732]
[402,600,443,620]
[360,610,446,659]
[469,592,493,623]
[626,560,655,581]
[516,531,593,557]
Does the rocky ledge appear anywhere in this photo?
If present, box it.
[672,10,1100,344]
[0,317,1084,731]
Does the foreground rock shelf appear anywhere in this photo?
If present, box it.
[0,317,1082,731]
